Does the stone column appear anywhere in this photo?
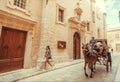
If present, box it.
[37,0,47,70]
[24,30,33,68]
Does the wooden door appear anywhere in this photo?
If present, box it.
[73,32,80,60]
[0,27,27,73]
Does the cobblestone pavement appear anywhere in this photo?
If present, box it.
[0,60,83,82]
[0,52,120,82]
[17,63,117,82]
[16,56,117,82]
[18,52,120,82]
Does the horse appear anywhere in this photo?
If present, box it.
[82,43,98,78]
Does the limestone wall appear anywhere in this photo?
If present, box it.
[39,0,92,63]
[0,0,43,68]
[107,29,120,52]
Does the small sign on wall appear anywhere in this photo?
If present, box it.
[57,41,66,49]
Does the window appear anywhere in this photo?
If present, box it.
[77,13,80,21]
[97,29,100,38]
[115,34,119,38]
[56,4,65,24]
[103,13,106,27]
[58,8,64,22]
[87,23,90,31]
[14,0,26,9]
[92,11,95,23]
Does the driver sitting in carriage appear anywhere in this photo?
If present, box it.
[89,37,106,57]
[89,37,100,54]
[89,37,97,50]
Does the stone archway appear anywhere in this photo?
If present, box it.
[73,32,81,60]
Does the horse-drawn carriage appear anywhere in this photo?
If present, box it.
[82,39,112,78]
[95,39,112,72]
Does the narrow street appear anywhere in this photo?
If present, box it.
[0,0,120,82]
[17,52,120,82]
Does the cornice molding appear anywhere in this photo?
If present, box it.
[0,10,37,25]
[69,17,79,24]
[68,17,87,32]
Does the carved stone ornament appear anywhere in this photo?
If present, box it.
[68,17,79,24]
[80,20,87,27]
[74,8,83,15]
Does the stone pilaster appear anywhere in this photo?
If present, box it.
[0,23,2,37]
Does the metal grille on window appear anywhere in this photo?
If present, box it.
[14,0,26,9]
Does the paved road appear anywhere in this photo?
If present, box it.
[18,52,120,82]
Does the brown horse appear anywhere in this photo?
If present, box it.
[82,43,98,78]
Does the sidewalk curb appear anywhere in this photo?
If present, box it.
[13,60,84,82]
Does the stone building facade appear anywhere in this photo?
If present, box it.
[0,0,106,73]
[38,0,107,64]
[0,0,42,73]
[107,27,120,52]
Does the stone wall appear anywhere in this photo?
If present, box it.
[0,0,43,68]
[107,28,120,52]
[38,0,107,64]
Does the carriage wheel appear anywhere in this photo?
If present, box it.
[108,61,112,71]
[110,62,112,70]
[106,61,109,72]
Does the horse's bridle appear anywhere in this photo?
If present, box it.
[82,46,89,55]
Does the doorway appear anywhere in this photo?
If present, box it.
[0,27,27,73]
[73,32,81,60]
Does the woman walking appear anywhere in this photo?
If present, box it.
[44,46,53,69]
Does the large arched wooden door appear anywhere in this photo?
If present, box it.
[0,27,27,73]
[73,32,81,60]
